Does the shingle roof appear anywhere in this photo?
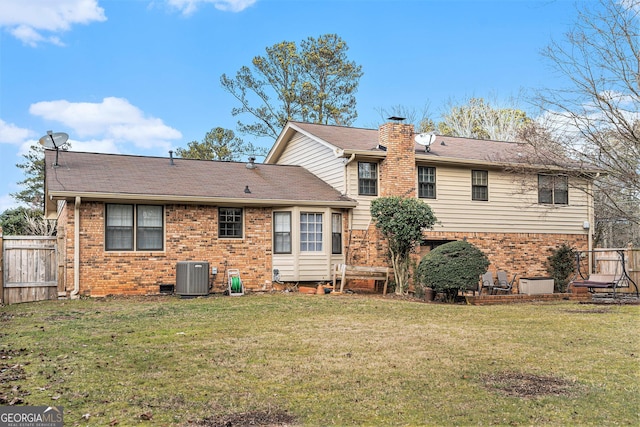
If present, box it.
[44,150,355,206]
[290,121,536,164]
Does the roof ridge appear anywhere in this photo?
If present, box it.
[52,150,306,168]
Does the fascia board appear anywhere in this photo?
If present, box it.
[266,122,340,163]
[48,191,358,208]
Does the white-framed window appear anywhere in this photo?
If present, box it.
[105,204,164,251]
[332,213,342,254]
[137,205,164,250]
[300,212,323,252]
[273,211,292,254]
[418,166,436,199]
[219,207,243,238]
[358,162,378,196]
[472,170,489,201]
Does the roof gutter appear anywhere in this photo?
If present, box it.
[47,191,358,208]
[336,149,601,174]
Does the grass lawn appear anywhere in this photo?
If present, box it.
[1,293,638,426]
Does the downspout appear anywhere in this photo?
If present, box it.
[587,180,594,273]
[70,196,81,298]
[343,153,356,263]
[344,153,356,165]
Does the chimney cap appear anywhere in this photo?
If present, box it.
[387,116,406,122]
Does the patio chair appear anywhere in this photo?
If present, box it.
[481,271,495,295]
[494,271,516,294]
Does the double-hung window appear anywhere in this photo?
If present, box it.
[137,205,164,250]
[358,162,378,196]
[219,207,243,238]
[105,204,164,251]
[538,175,568,205]
[418,166,436,199]
[331,213,342,254]
[471,170,489,201]
[273,212,292,254]
[300,213,323,251]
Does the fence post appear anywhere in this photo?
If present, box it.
[57,231,65,297]
[628,243,638,294]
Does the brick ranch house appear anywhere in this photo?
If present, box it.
[45,121,596,297]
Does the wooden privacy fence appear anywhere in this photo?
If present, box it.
[591,247,639,294]
[1,236,58,304]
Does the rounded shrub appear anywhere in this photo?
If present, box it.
[416,240,490,301]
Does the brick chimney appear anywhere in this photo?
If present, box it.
[378,121,416,197]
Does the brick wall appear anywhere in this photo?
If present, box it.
[379,122,416,198]
[61,202,273,297]
[345,222,588,291]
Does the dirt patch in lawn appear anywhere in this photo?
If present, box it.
[564,307,613,314]
[481,371,577,398]
[185,409,297,427]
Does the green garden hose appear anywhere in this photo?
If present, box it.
[231,276,241,293]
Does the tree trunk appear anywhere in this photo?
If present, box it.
[390,250,409,295]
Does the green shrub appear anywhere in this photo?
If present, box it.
[416,240,489,302]
[546,243,577,292]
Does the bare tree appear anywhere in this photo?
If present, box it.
[438,96,531,141]
[528,0,639,246]
[371,103,435,132]
[24,213,56,236]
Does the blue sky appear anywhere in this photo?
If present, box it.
[0,0,587,212]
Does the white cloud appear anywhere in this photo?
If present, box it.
[0,193,20,213]
[167,0,256,15]
[0,0,106,46]
[65,138,119,153]
[29,97,182,152]
[0,119,36,145]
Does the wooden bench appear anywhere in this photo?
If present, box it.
[332,264,390,295]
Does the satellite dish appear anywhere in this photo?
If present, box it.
[39,131,69,167]
[39,131,69,150]
[414,132,437,152]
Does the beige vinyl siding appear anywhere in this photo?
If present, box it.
[345,162,376,230]
[297,253,331,281]
[278,134,344,191]
[345,162,590,234]
[423,166,590,234]
[271,207,344,282]
[272,254,296,281]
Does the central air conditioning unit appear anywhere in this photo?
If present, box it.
[175,261,209,297]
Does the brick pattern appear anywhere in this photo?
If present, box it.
[420,230,588,286]
[345,228,388,267]
[378,122,416,198]
[60,202,273,296]
[345,222,588,291]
